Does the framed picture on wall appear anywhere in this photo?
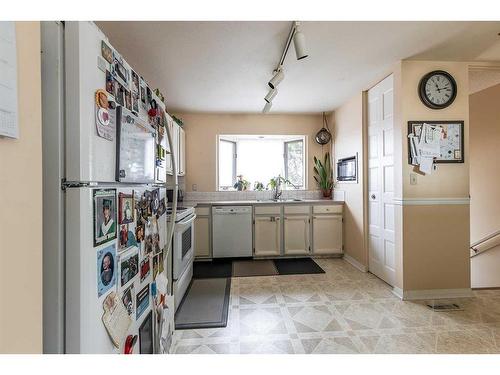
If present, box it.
[407,121,464,164]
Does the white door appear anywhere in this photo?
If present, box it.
[254,216,281,256]
[284,216,310,255]
[367,74,396,286]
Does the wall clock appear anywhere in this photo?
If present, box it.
[418,70,457,109]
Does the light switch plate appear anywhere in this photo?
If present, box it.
[192,184,198,191]
[410,173,418,185]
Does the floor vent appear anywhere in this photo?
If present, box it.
[426,303,463,312]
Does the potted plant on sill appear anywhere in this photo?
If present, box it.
[234,175,250,191]
[314,152,334,198]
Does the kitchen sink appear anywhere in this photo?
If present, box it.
[256,198,303,202]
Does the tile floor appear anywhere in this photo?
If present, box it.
[172,258,500,354]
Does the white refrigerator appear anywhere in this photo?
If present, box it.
[42,21,177,354]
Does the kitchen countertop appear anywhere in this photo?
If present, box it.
[175,199,344,208]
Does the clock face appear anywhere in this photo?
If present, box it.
[419,70,457,109]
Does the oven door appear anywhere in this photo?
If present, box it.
[172,213,196,280]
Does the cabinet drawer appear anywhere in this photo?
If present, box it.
[313,205,343,214]
[255,205,281,215]
[284,205,310,215]
[195,206,210,216]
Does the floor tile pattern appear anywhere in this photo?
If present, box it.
[172,258,500,354]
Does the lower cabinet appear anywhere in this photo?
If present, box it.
[254,215,281,256]
[284,215,310,255]
[312,215,343,254]
[194,215,210,258]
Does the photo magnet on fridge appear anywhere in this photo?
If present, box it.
[152,255,159,279]
[121,284,135,317]
[111,51,129,88]
[105,70,115,95]
[97,244,117,297]
[136,284,150,320]
[131,70,139,94]
[93,189,117,246]
[119,248,139,287]
[101,41,113,64]
[118,192,134,224]
[140,257,151,282]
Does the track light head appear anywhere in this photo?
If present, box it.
[293,23,308,60]
[262,102,272,113]
[264,88,277,103]
[268,68,284,89]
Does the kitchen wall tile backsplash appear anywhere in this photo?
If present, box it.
[184,190,345,202]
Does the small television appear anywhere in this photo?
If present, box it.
[337,155,357,182]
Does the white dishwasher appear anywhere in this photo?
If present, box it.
[212,206,253,258]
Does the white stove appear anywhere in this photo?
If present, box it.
[166,206,195,223]
[167,205,196,311]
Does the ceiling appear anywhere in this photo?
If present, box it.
[97,21,500,113]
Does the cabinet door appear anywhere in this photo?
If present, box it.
[313,215,343,254]
[178,126,185,176]
[194,216,210,258]
[284,215,310,255]
[254,216,281,256]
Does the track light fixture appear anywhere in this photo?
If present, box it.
[263,21,308,113]
[293,22,308,60]
[262,102,272,113]
[268,68,284,89]
[264,88,278,103]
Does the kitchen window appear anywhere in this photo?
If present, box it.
[217,135,306,191]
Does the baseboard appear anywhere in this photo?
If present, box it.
[392,287,404,300]
[402,288,473,301]
[343,254,368,272]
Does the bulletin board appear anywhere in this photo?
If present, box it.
[407,121,464,164]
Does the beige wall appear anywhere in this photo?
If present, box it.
[399,60,470,292]
[469,83,500,288]
[176,113,325,192]
[333,60,471,293]
[332,93,367,266]
[400,61,470,198]
[0,22,43,353]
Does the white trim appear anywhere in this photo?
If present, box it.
[343,254,368,272]
[392,197,470,206]
[392,287,404,300]
[402,288,473,301]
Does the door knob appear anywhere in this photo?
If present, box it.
[371,194,376,199]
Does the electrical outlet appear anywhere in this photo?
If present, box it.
[410,173,417,185]
[192,184,198,191]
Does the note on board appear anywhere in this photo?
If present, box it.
[0,22,19,139]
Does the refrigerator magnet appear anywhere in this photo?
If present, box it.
[105,70,115,95]
[119,248,139,287]
[152,255,159,279]
[136,284,150,320]
[122,284,136,318]
[101,41,113,64]
[135,225,144,243]
[97,244,117,297]
[131,70,139,95]
[118,192,134,224]
[95,89,109,109]
[93,189,117,246]
[140,257,151,282]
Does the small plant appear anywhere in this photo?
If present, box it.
[313,152,334,198]
[267,175,297,200]
[234,175,250,191]
[253,181,265,191]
